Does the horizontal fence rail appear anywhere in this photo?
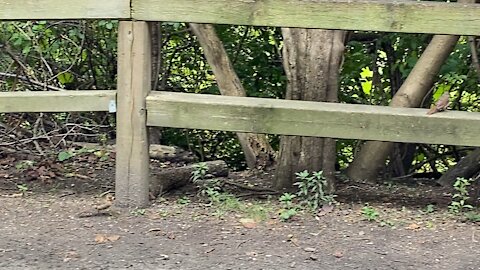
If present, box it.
[0,0,130,20]
[1,0,479,35]
[0,91,116,113]
[132,0,480,35]
[147,92,480,147]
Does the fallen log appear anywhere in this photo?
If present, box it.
[148,144,196,162]
[71,142,196,162]
[150,160,229,197]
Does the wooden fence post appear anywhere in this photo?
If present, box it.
[115,21,151,207]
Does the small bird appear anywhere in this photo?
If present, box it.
[78,194,115,218]
[95,194,115,211]
[427,91,450,115]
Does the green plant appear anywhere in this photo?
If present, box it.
[379,220,395,227]
[464,212,480,222]
[130,208,146,216]
[57,150,75,161]
[191,162,209,183]
[423,204,436,214]
[157,210,170,218]
[279,208,298,221]
[279,193,296,208]
[57,147,109,162]
[17,184,28,194]
[448,177,474,213]
[278,193,298,221]
[294,170,336,211]
[208,192,245,218]
[361,205,379,221]
[176,196,191,205]
[243,203,271,221]
[208,191,240,208]
[190,162,247,217]
[203,187,220,203]
[15,160,34,170]
[190,163,228,204]
[93,150,110,161]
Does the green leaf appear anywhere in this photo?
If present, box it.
[361,81,372,95]
[57,72,74,84]
[58,151,74,161]
[360,67,373,79]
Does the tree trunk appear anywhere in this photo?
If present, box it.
[150,22,162,91]
[148,22,163,145]
[437,148,480,187]
[346,0,476,183]
[190,23,275,169]
[275,28,346,191]
[346,34,460,182]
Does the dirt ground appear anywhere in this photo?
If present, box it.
[1,153,479,270]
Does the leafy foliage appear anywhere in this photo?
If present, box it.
[160,25,284,169]
[278,193,298,221]
[294,170,336,211]
[448,177,474,213]
[1,20,479,174]
[0,20,118,154]
[361,205,380,222]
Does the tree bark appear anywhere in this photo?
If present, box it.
[148,22,163,145]
[437,148,480,187]
[72,142,196,162]
[346,34,460,183]
[148,144,196,162]
[150,160,229,196]
[275,28,346,191]
[189,23,275,169]
[346,0,476,183]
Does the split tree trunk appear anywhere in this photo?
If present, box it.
[346,0,475,183]
[275,28,346,191]
[190,23,275,169]
[346,34,460,182]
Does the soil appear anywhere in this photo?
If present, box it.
[0,151,479,270]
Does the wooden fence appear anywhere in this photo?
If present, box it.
[1,0,480,207]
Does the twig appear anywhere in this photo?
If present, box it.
[420,144,451,172]
[0,132,99,147]
[0,72,65,91]
[99,190,114,198]
[1,43,32,78]
[32,113,45,155]
[54,124,79,148]
[39,115,55,148]
[236,240,249,249]
[407,147,473,174]
[50,22,86,83]
[232,26,250,65]
[236,191,279,198]
[420,86,436,108]
[224,180,278,193]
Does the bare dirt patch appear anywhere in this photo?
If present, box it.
[0,153,479,270]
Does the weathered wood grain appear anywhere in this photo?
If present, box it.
[115,21,151,207]
[133,0,480,35]
[0,90,115,112]
[146,92,480,147]
[0,0,130,19]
